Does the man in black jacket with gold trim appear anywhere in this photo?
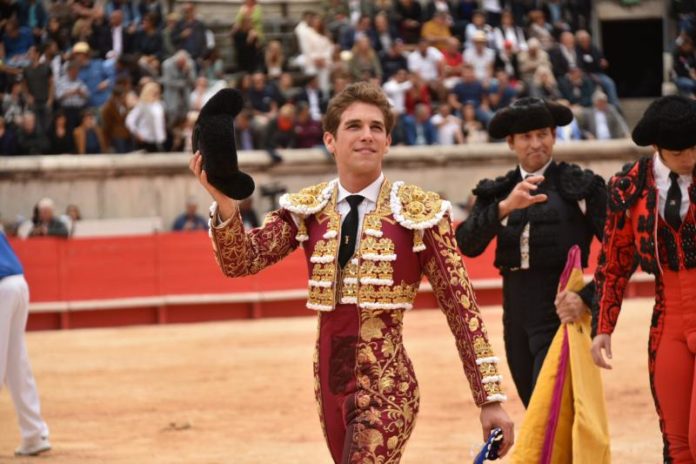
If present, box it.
[456,97,607,407]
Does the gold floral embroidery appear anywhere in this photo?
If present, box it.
[422,216,504,406]
[395,183,444,225]
[359,261,394,280]
[360,236,396,257]
[211,210,297,277]
[283,182,330,211]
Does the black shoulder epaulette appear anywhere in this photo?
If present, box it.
[607,157,650,212]
[472,168,518,198]
[557,162,606,201]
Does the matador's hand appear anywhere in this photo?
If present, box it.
[479,402,514,458]
[189,151,238,221]
[498,175,548,219]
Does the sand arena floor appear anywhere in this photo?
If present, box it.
[1,299,661,463]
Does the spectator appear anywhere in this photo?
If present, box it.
[270,72,293,104]
[232,15,261,73]
[172,196,207,231]
[234,109,259,151]
[294,101,323,148]
[424,0,454,22]
[528,64,562,100]
[348,35,382,82]
[60,204,82,236]
[394,0,423,45]
[549,31,579,79]
[161,49,196,125]
[56,60,89,133]
[161,12,179,60]
[265,103,297,151]
[0,116,18,155]
[101,85,133,153]
[107,9,135,58]
[22,45,54,135]
[199,48,225,83]
[441,37,464,88]
[527,9,553,51]
[407,38,444,90]
[339,14,371,51]
[17,111,49,155]
[558,66,595,108]
[575,30,621,110]
[189,76,214,112]
[233,0,264,43]
[104,0,141,29]
[133,12,163,62]
[372,12,397,54]
[403,103,437,145]
[264,40,285,80]
[494,40,520,80]
[73,109,105,154]
[464,10,492,49]
[247,71,278,130]
[421,11,452,52]
[29,197,68,238]
[3,80,26,129]
[578,91,630,140]
[295,75,327,121]
[482,0,503,28]
[298,14,334,94]
[488,69,518,111]
[72,41,114,108]
[125,81,166,152]
[448,64,491,126]
[41,39,63,82]
[1,19,33,67]
[138,0,162,28]
[48,111,76,154]
[17,0,47,44]
[518,37,551,84]
[379,39,408,83]
[172,2,208,61]
[383,68,413,117]
[673,34,696,97]
[555,102,584,142]
[493,10,527,52]
[431,103,464,145]
[44,18,70,54]
[464,30,496,82]
[404,71,432,115]
[461,101,488,143]
[86,12,112,59]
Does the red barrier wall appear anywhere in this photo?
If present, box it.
[10,233,650,331]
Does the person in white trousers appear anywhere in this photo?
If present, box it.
[0,232,51,456]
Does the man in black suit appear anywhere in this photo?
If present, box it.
[456,97,607,407]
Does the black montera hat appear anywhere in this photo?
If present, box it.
[488,97,573,139]
[193,88,255,200]
[632,95,696,151]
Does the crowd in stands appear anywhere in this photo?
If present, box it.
[0,0,645,159]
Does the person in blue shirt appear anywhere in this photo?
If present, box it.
[0,232,51,456]
[172,197,208,231]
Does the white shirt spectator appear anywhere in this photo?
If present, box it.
[594,110,611,140]
[463,46,496,81]
[382,79,413,114]
[111,25,123,56]
[493,26,527,52]
[56,75,89,108]
[431,113,461,145]
[408,47,444,82]
[126,101,167,145]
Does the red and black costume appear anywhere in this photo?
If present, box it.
[595,155,696,463]
[208,178,505,463]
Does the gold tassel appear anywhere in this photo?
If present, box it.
[413,230,426,252]
[296,215,309,242]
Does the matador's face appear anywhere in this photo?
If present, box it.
[508,127,556,173]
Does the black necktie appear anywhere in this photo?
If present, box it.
[338,195,364,268]
[665,171,683,231]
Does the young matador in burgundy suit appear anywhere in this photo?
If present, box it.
[190,83,514,463]
[591,95,696,463]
